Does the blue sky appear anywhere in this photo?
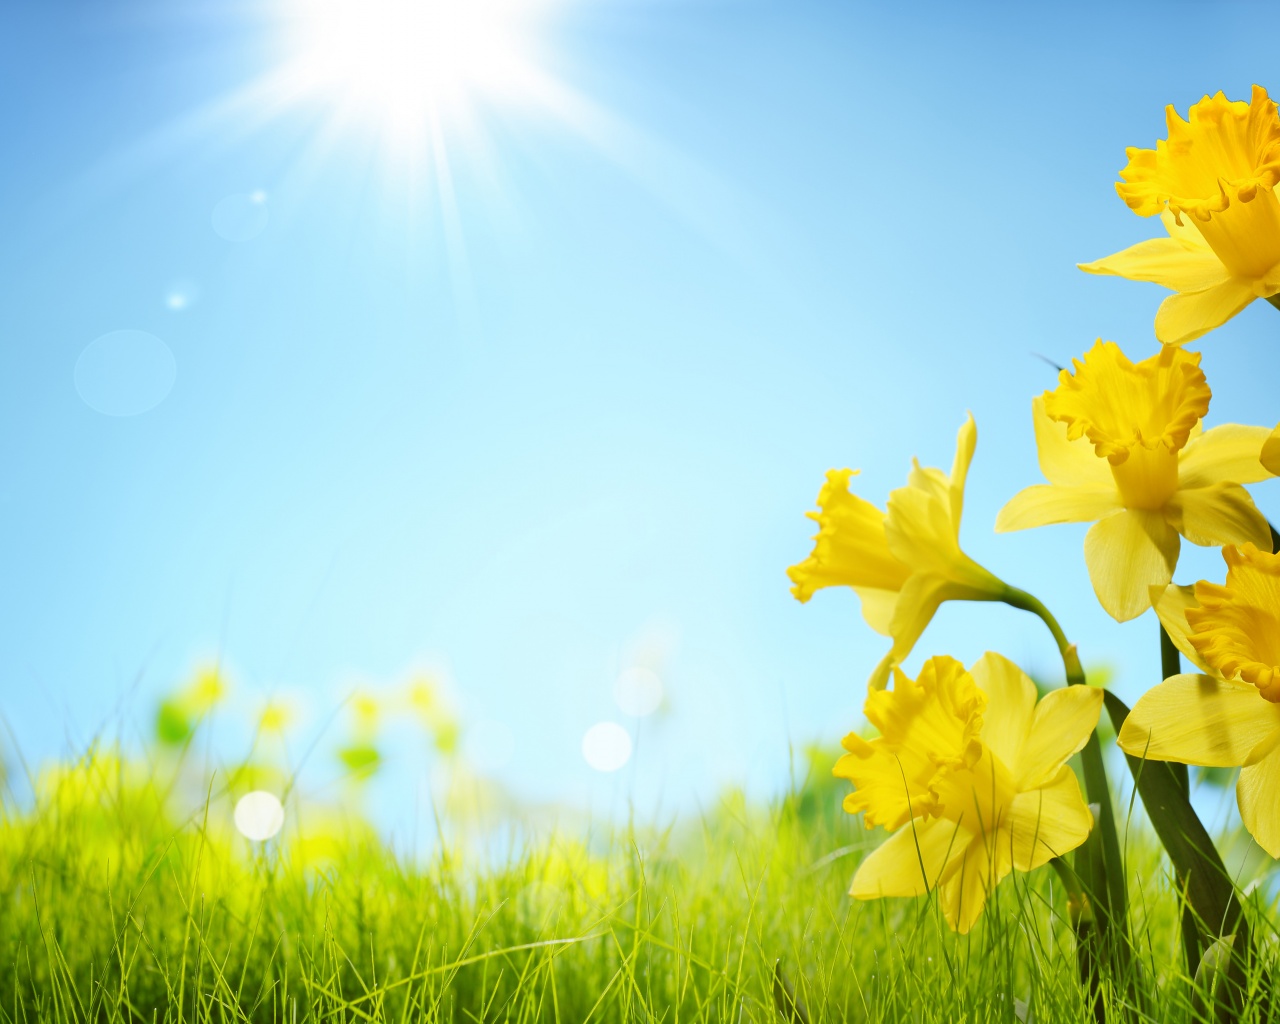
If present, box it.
[1,0,1278,825]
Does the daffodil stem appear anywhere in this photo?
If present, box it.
[1158,622,1201,976]
[1267,294,1280,312]
[999,586,1131,972]
[1158,627,1190,798]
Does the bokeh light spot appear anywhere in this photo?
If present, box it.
[234,790,285,841]
[212,192,269,241]
[613,667,663,717]
[74,330,176,417]
[581,721,632,772]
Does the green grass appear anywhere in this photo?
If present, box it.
[1,742,1277,1023]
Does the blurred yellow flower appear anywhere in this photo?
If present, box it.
[187,666,227,712]
[1120,544,1280,856]
[837,653,1100,933]
[258,698,296,735]
[1080,85,1280,344]
[997,341,1272,621]
[789,415,1007,687]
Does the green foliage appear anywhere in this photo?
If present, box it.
[1,740,1278,1022]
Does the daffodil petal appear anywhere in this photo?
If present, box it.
[867,650,894,692]
[1164,483,1271,549]
[1117,673,1280,766]
[1179,424,1275,488]
[1159,209,1214,252]
[1017,685,1104,790]
[1154,278,1257,346]
[969,652,1037,772]
[940,841,1006,935]
[1008,764,1093,872]
[1150,584,1214,675]
[851,587,898,636]
[1083,510,1180,621]
[1262,424,1280,477]
[948,413,977,526]
[887,576,995,664]
[849,816,970,899]
[996,484,1120,532]
[1238,741,1280,857]
[1078,236,1231,291]
[1029,395,1113,488]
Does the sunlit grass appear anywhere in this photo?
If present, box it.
[2,719,1279,1023]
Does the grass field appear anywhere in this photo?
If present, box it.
[2,736,1277,1024]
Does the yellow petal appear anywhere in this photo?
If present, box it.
[1237,742,1280,857]
[939,840,1006,935]
[995,483,1121,532]
[1028,395,1114,489]
[1150,583,1215,675]
[850,587,898,636]
[867,650,894,691]
[1262,424,1280,476]
[1117,673,1280,766]
[836,738,931,832]
[788,469,911,604]
[969,652,1037,772]
[1179,424,1275,488]
[1165,483,1271,549]
[849,816,970,899]
[1083,510,1180,621]
[1154,277,1257,345]
[948,413,978,526]
[887,576,991,664]
[1008,764,1094,872]
[1016,685,1104,790]
[1078,235,1232,292]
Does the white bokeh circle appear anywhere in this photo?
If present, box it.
[581,721,632,773]
[234,790,285,841]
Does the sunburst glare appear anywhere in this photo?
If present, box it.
[277,0,550,149]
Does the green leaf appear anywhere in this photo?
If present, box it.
[1103,691,1240,940]
[338,743,382,780]
[154,700,191,746]
[1103,689,1247,1017]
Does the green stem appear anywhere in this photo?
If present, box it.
[1267,294,1280,312]
[1050,857,1104,1023]
[1001,586,1130,966]
[1158,627,1190,798]
[1159,623,1200,975]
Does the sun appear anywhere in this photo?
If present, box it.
[279,0,548,142]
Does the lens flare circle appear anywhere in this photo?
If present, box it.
[234,790,286,841]
[581,721,632,773]
[74,330,176,417]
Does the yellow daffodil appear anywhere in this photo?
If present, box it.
[788,416,1008,688]
[837,653,1101,933]
[997,340,1273,622]
[1120,544,1280,857]
[1080,85,1280,345]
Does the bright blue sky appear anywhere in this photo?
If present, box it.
[1,0,1278,825]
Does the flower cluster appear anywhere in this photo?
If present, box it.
[790,85,1280,942]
